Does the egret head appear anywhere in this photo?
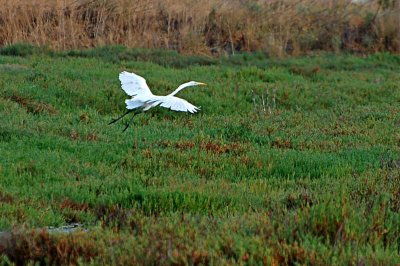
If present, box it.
[186,81,207,87]
[170,81,207,96]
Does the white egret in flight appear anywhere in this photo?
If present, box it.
[109,71,207,131]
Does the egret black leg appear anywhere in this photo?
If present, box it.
[122,111,142,132]
[109,109,133,125]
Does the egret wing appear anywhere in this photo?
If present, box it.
[158,96,200,113]
[119,71,152,97]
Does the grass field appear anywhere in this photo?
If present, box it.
[0,45,399,264]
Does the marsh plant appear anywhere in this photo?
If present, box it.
[252,88,277,115]
[0,46,399,264]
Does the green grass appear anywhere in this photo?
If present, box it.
[0,44,399,264]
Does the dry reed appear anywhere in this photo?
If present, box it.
[0,0,398,56]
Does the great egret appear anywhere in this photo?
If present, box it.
[109,71,207,131]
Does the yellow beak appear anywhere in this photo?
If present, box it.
[197,82,207,86]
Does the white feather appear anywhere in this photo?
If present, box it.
[125,99,144,110]
[117,71,204,114]
[158,96,200,113]
[119,71,153,97]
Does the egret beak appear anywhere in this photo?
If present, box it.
[197,82,207,86]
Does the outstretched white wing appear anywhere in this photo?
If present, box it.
[119,71,153,97]
[156,96,200,113]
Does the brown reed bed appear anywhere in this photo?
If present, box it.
[0,0,398,56]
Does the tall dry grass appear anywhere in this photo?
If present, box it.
[0,0,399,56]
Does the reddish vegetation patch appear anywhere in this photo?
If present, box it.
[159,139,245,154]
[200,141,244,154]
[175,140,195,150]
[0,191,14,204]
[2,229,100,265]
[69,130,98,142]
[59,198,89,212]
[142,149,152,158]
[285,192,313,209]
[9,93,57,115]
[200,141,229,154]
[85,133,98,142]
[94,205,133,230]
[79,113,90,123]
[271,138,292,149]
[272,241,316,266]
[70,130,79,140]
[158,140,172,148]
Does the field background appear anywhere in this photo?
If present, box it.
[0,0,399,56]
[0,0,400,264]
[0,44,399,264]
